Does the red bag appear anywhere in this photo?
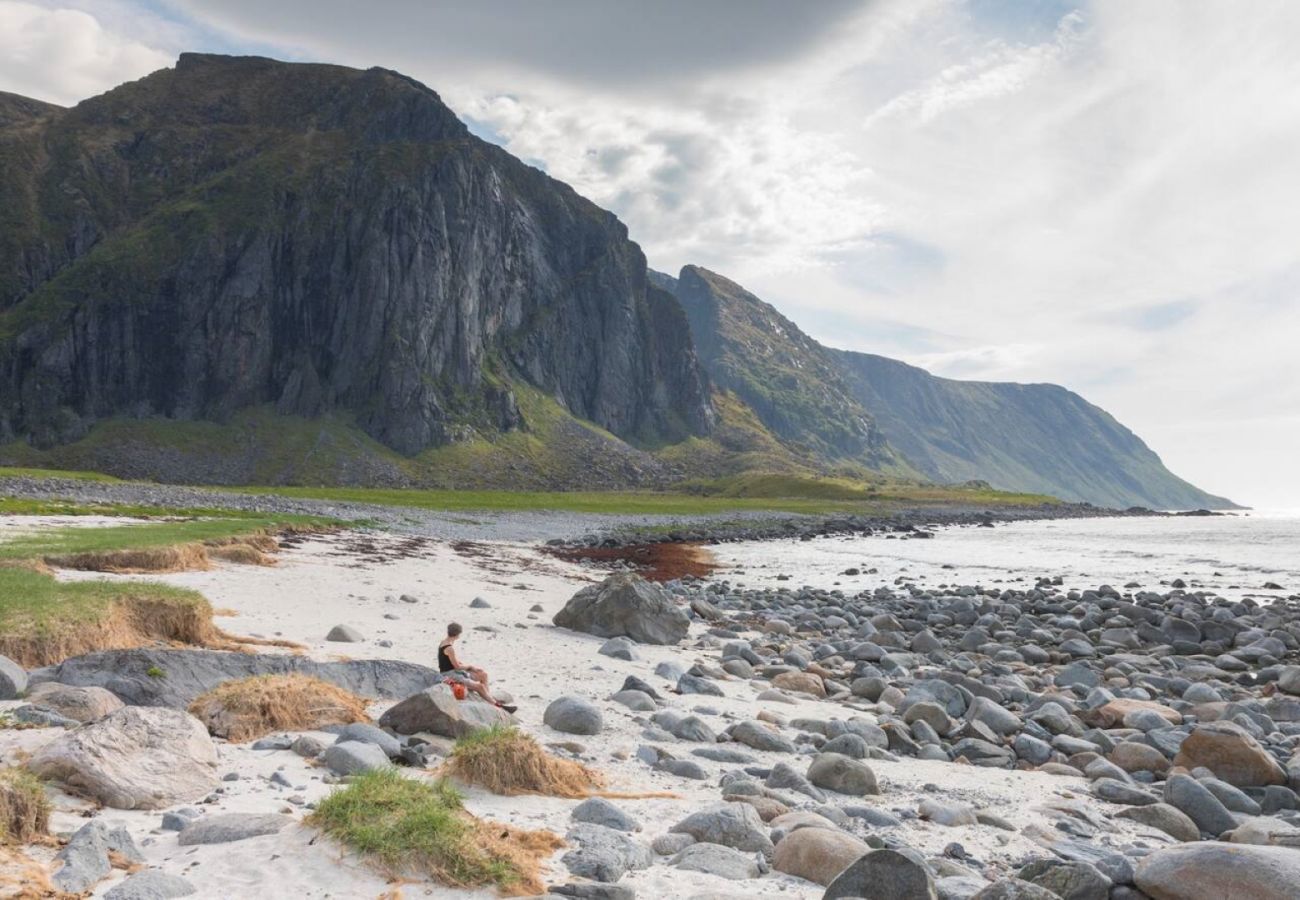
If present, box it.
[450,681,467,701]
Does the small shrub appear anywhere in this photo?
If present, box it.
[146,666,165,679]
[446,726,600,798]
[0,769,49,844]
[308,769,560,895]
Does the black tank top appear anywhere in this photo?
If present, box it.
[438,642,454,673]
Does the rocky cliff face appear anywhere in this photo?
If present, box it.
[665,265,908,473]
[0,54,713,455]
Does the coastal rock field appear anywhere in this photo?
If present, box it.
[2,521,1298,898]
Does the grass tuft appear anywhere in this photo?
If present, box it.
[0,768,49,845]
[189,674,370,742]
[309,769,561,895]
[446,726,600,798]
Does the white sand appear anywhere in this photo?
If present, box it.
[1,528,1167,899]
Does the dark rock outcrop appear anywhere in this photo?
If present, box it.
[553,573,691,645]
[28,648,442,707]
[0,54,713,457]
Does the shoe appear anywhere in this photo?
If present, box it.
[499,703,518,714]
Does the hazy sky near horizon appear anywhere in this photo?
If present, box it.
[2,0,1297,507]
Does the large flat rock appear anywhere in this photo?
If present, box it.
[29,648,443,707]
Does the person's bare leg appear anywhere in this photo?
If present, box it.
[463,679,496,704]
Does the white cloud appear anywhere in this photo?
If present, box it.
[0,2,172,105]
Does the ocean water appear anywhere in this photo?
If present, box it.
[714,510,1300,601]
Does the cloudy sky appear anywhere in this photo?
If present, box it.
[3,0,1297,507]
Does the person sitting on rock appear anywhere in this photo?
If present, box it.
[438,622,515,713]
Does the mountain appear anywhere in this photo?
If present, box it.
[0,54,713,465]
[0,54,1233,507]
[661,266,911,475]
[660,265,1234,509]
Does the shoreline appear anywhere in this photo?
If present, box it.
[0,473,1188,550]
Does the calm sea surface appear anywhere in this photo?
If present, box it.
[715,510,1300,601]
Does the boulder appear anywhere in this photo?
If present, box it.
[1172,722,1288,787]
[971,880,1061,899]
[598,637,639,661]
[807,753,879,796]
[325,624,364,642]
[322,740,393,775]
[28,707,218,809]
[767,761,826,801]
[1018,858,1112,900]
[610,689,656,711]
[378,684,513,738]
[1092,777,1157,806]
[561,823,653,882]
[333,723,402,759]
[572,797,640,833]
[1135,843,1300,900]
[677,673,724,696]
[544,696,604,735]
[53,821,142,892]
[1277,666,1300,696]
[772,827,870,886]
[1084,699,1181,729]
[25,683,124,722]
[1162,773,1237,836]
[1110,741,1170,775]
[104,870,197,899]
[966,697,1021,736]
[670,803,774,854]
[1114,803,1200,842]
[29,648,442,708]
[730,720,797,754]
[177,813,291,845]
[823,847,938,900]
[671,842,762,879]
[552,574,690,645]
[772,671,827,698]
[918,798,977,826]
[0,654,26,700]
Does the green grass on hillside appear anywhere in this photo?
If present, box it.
[682,472,1058,506]
[2,463,1054,518]
[239,472,1056,515]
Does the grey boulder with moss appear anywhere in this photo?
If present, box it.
[553,574,690,645]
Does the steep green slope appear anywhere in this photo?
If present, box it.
[835,352,1236,509]
[660,265,914,476]
[661,264,1234,510]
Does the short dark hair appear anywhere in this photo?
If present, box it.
[447,622,462,637]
